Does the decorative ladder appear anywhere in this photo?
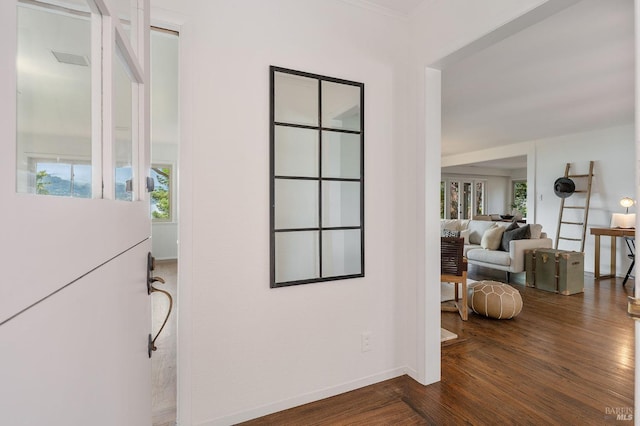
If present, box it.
[555,161,594,252]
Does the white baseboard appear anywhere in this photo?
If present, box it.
[197,367,408,426]
[404,366,419,383]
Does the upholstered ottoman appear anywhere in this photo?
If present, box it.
[468,281,523,319]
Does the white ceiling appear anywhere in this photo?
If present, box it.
[361,0,424,15]
[441,0,634,158]
[454,156,528,171]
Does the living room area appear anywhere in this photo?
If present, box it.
[438,0,636,421]
[440,0,635,282]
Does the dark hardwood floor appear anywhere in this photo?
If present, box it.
[241,267,635,425]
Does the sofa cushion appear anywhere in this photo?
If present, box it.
[481,225,505,250]
[467,221,497,245]
[460,229,471,245]
[500,224,531,251]
[463,244,480,256]
[441,219,461,233]
[466,248,511,266]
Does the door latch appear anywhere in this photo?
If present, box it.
[146,176,155,192]
[147,252,172,358]
[147,252,165,295]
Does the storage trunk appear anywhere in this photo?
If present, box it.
[524,249,538,287]
[525,248,584,295]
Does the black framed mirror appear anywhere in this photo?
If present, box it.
[270,66,364,288]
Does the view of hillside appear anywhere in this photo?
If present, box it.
[35,165,170,218]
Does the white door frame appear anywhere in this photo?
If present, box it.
[633,2,639,424]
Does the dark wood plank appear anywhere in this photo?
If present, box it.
[241,270,635,425]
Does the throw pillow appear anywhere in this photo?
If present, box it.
[468,221,497,245]
[442,229,460,238]
[529,224,543,239]
[460,229,471,245]
[481,225,506,250]
[500,224,531,251]
[504,221,519,232]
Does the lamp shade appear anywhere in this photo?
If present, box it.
[611,213,636,228]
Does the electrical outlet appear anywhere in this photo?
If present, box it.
[361,331,372,352]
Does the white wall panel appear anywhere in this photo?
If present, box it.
[0,242,151,426]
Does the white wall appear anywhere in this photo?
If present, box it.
[176,1,411,424]
[511,167,527,180]
[145,0,559,424]
[533,124,635,276]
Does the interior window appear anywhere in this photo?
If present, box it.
[33,159,91,198]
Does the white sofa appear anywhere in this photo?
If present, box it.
[441,219,552,275]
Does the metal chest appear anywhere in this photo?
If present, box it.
[525,248,584,295]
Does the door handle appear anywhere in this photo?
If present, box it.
[147,252,165,294]
[147,252,173,358]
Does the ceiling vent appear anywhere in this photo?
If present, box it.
[51,50,90,67]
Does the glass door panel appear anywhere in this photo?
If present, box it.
[112,0,136,48]
[16,3,93,196]
[462,182,472,219]
[449,182,459,219]
[440,181,445,219]
[114,49,135,201]
[55,0,91,11]
[475,181,485,216]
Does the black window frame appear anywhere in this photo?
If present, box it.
[270,66,365,288]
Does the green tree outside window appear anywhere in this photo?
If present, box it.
[512,181,527,217]
[151,166,171,220]
[36,170,51,195]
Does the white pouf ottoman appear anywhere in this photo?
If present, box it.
[468,280,523,319]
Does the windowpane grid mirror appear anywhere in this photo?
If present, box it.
[270,66,364,287]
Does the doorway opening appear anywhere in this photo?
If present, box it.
[149,26,179,426]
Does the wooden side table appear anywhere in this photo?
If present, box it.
[590,227,635,279]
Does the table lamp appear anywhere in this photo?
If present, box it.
[611,197,636,228]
